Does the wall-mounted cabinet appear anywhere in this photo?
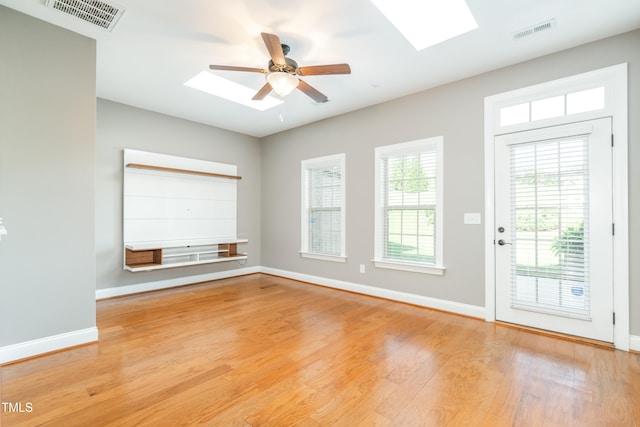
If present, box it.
[123,149,247,272]
[124,239,248,272]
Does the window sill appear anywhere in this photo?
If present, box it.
[300,252,347,263]
[373,259,446,275]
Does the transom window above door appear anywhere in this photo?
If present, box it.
[500,86,605,127]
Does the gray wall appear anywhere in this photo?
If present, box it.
[96,99,262,290]
[2,4,638,351]
[261,30,640,332]
[0,7,96,346]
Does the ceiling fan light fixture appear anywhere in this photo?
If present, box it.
[267,72,299,97]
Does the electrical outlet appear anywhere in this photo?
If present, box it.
[359,264,365,273]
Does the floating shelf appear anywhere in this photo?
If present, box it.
[126,163,241,180]
[124,240,248,272]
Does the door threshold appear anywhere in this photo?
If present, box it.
[495,321,614,350]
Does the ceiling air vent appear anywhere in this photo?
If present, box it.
[513,19,556,40]
[46,0,125,32]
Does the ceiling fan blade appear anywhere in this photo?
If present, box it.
[252,82,273,100]
[261,32,286,66]
[297,79,328,103]
[209,65,267,73]
[298,64,351,76]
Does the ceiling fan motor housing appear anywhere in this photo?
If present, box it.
[268,57,298,74]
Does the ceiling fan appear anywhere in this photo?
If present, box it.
[209,32,351,103]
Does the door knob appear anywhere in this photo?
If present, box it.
[498,239,512,246]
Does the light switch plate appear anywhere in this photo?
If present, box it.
[464,213,481,225]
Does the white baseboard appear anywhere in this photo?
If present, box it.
[96,266,261,300]
[0,327,98,365]
[261,267,486,319]
[99,265,485,319]
[630,335,640,352]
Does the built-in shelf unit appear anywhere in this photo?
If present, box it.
[123,149,247,272]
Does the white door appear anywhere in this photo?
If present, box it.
[495,118,614,342]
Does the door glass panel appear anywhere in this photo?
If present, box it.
[510,135,590,318]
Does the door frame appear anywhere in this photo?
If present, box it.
[483,64,629,350]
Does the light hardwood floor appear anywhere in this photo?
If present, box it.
[1,274,639,426]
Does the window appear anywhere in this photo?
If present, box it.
[498,86,606,127]
[374,137,444,275]
[300,154,346,262]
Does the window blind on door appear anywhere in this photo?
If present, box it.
[510,135,591,318]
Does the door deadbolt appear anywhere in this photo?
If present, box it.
[498,226,505,233]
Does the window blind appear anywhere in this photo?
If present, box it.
[307,163,342,256]
[383,150,437,264]
[510,135,590,318]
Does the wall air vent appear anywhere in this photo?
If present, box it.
[513,19,556,40]
[46,0,125,32]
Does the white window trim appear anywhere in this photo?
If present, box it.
[299,252,347,263]
[484,63,629,350]
[300,153,346,261]
[374,259,445,275]
[374,137,445,274]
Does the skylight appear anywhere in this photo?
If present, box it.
[370,0,478,50]
[184,71,283,111]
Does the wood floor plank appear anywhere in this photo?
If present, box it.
[1,273,639,426]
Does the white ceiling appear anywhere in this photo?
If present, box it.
[2,0,640,137]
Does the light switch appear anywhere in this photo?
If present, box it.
[464,213,481,225]
[0,217,6,240]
